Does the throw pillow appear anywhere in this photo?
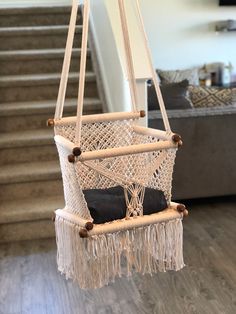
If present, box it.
[148,80,193,110]
[188,86,232,108]
[83,186,167,224]
[157,67,199,85]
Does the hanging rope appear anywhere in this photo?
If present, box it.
[55,0,78,120]
[75,0,90,146]
[134,0,171,133]
[118,0,139,113]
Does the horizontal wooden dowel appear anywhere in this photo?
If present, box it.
[88,209,182,236]
[78,140,177,162]
[133,125,173,140]
[54,111,143,126]
[56,209,94,230]
[56,208,182,237]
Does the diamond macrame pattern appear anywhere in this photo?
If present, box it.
[55,119,134,150]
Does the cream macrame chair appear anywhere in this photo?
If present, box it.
[48,0,188,289]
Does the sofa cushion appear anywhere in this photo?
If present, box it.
[157,67,199,85]
[232,88,236,105]
[188,85,232,108]
[148,80,193,110]
[83,186,167,224]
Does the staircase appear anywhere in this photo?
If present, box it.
[0,6,103,242]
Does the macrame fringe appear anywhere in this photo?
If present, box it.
[55,216,185,289]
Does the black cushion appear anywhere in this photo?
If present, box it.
[83,186,167,224]
[148,79,192,110]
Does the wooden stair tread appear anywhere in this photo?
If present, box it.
[0,98,102,116]
[0,72,96,87]
[0,129,54,148]
[0,25,82,36]
[0,160,61,185]
[0,48,91,60]
[0,195,64,224]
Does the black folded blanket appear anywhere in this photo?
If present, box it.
[83,186,167,224]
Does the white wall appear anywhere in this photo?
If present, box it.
[93,0,151,113]
[105,0,151,79]
[140,0,236,74]
[90,0,131,112]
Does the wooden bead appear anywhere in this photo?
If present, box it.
[47,119,54,127]
[178,140,183,148]
[177,204,186,213]
[72,147,82,156]
[52,212,56,222]
[140,110,146,118]
[68,154,75,163]
[183,209,189,217]
[172,133,182,144]
[79,229,88,238]
[85,221,94,231]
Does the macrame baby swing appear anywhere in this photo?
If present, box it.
[48,0,188,289]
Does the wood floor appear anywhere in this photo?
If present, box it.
[0,197,236,314]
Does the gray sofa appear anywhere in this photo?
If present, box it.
[148,106,236,200]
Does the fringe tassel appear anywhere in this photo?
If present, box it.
[55,216,185,289]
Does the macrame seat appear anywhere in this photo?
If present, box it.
[50,0,188,289]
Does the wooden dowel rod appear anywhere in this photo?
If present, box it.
[56,209,93,230]
[56,208,182,237]
[78,140,177,162]
[89,209,182,236]
[133,125,172,140]
[54,111,143,126]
